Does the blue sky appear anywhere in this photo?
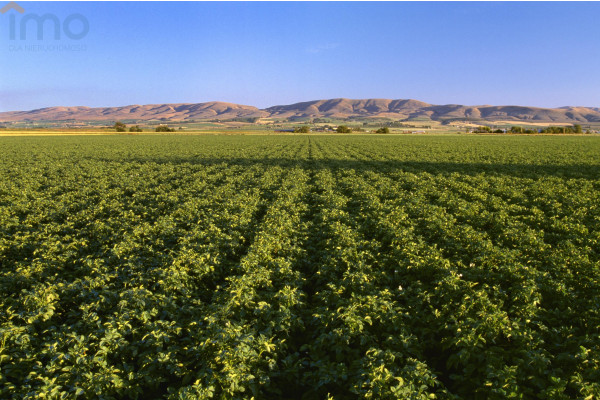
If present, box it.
[1,1,599,111]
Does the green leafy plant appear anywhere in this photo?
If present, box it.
[1,135,599,399]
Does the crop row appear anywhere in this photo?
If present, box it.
[1,135,599,399]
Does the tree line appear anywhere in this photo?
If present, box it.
[113,121,176,133]
[472,124,588,134]
[293,125,390,133]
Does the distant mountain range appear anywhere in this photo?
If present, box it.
[2,99,600,124]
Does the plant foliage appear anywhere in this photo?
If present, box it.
[1,135,599,399]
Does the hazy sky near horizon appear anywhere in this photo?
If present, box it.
[1,1,599,111]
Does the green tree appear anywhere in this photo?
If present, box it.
[114,121,126,132]
[574,124,582,133]
[294,126,310,133]
[129,125,143,132]
[375,127,390,134]
[474,126,491,133]
[337,125,352,133]
[155,125,175,132]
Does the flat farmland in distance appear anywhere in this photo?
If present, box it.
[1,135,599,399]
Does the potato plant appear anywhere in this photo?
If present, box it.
[1,135,599,399]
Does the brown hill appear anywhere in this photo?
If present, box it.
[1,98,599,123]
[266,99,600,123]
[0,102,268,122]
[265,98,432,119]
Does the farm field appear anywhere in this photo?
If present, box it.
[1,135,599,399]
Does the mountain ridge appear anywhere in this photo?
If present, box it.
[1,98,599,123]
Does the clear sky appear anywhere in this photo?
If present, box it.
[1,1,599,111]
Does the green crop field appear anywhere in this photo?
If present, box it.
[1,135,599,399]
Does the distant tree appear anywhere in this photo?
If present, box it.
[294,126,310,133]
[337,125,352,133]
[539,125,578,134]
[474,126,492,133]
[129,125,143,132]
[559,126,572,134]
[493,129,504,133]
[114,121,126,132]
[375,127,390,134]
[510,126,523,134]
[155,125,175,132]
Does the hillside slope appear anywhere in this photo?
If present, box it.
[1,99,599,123]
